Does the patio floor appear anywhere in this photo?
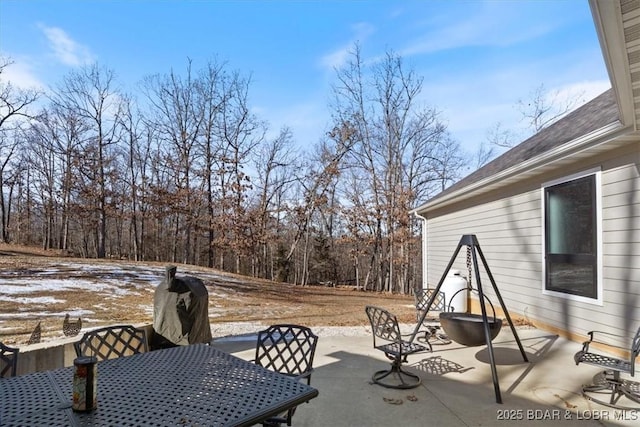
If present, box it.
[210,326,640,427]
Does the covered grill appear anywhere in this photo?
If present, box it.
[151,266,212,350]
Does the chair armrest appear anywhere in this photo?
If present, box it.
[579,330,628,358]
[586,330,626,341]
[585,330,627,348]
[294,369,313,385]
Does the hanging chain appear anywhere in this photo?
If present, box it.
[466,245,473,289]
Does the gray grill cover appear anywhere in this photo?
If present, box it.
[152,266,212,348]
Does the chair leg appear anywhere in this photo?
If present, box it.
[620,378,640,407]
[419,326,451,349]
[372,358,422,389]
[419,332,433,352]
[262,405,296,427]
[429,328,452,346]
[581,370,640,410]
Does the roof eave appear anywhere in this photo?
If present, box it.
[590,0,636,129]
[412,121,629,216]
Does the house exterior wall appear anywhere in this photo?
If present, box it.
[422,142,639,345]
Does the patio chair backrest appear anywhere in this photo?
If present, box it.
[1,341,19,378]
[254,324,318,379]
[254,324,318,426]
[74,325,148,361]
[414,288,446,314]
[631,325,640,375]
[366,305,402,346]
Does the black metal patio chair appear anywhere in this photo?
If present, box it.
[1,341,19,378]
[74,324,148,361]
[414,288,452,350]
[254,324,319,426]
[574,325,640,409]
[365,305,429,389]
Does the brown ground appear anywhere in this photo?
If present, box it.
[0,243,417,345]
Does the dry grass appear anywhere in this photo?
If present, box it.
[0,243,417,345]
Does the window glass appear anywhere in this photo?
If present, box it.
[544,174,597,298]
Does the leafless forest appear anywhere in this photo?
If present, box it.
[0,45,466,294]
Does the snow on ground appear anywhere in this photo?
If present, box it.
[1,258,413,344]
[0,261,235,313]
[0,278,141,297]
[0,308,95,320]
[0,295,62,305]
[1,260,320,343]
[0,262,237,297]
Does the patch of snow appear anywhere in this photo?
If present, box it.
[0,309,94,319]
[140,305,154,316]
[0,278,139,295]
[64,309,94,317]
[210,321,267,338]
[0,273,156,306]
[0,295,63,304]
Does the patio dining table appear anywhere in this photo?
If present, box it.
[0,343,319,426]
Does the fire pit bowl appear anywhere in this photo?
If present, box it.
[439,312,502,347]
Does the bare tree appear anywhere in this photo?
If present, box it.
[0,57,40,131]
[0,57,40,242]
[120,94,154,261]
[339,169,374,290]
[25,113,60,250]
[195,59,228,268]
[330,44,457,293]
[295,138,345,286]
[213,71,266,273]
[26,104,90,250]
[142,60,205,264]
[0,133,21,242]
[276,121,355,284]
[251,126,299,279]
[480,83,587,164]
[49,63,123,258]
[0,50,469,294]
[518,83,584,132]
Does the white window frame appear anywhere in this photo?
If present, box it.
[541,167,603,305]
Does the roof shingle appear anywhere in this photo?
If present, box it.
[426,88,619,204]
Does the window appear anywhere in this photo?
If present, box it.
[542,170,601,303]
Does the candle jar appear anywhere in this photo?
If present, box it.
[72,356,97,411]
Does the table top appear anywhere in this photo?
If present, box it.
[0,344,318,427]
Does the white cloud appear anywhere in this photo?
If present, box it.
[420,75,611,156]
[38,24,95,66]
[258,100,329,146]
[319,22,375,70]
[549,80,611,109]
[320,47,351,70]
[1,56,45,90]
[401,4,558,57]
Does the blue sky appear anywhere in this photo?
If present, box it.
[1,0,611,157]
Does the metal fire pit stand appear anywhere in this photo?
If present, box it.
[410,234,529,403]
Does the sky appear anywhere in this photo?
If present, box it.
[0,0,611,159]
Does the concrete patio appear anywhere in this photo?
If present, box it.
[211,326,639,427]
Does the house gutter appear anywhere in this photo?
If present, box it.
[411,121,630,215]
[413,211,428,289]
[589,0,636,130]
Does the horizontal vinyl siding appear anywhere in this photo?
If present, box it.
[597,158,640,342]
[424,147,640,345]
[426,190,543,323]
